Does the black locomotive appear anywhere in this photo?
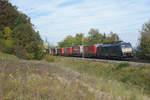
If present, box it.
[97,41,133,59]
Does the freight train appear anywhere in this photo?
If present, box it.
[48,41,133,60]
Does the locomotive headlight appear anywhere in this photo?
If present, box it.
[122,48,132,54]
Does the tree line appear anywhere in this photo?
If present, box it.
[0,0,43,59]
[59,29,120,48]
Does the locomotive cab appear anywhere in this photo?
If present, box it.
[121,43,133,58]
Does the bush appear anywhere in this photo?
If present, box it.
[0,39,14,54]
[4,39,14,53]
[44,55,55,62]
[34,45,44,60]
[14,46,27,59]
[116,63,129,70]
[25,53,34,60]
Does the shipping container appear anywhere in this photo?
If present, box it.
[51,48,57,55]
[56,48,61,55]
[64,47,72,56]
[72,45,83,57]
[61,48,65,56]
[83,44,100,57]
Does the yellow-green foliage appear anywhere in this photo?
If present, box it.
[44,55,55,62]
[0,39,14,53]
[4,39,14,48]
[3,27,12,39]
[4,39,14,53]
[25,52,35,60]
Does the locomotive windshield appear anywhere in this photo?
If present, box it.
[121,43,132,48]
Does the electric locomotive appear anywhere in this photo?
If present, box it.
[97,41,133,59]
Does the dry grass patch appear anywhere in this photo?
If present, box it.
[0,60,113,100]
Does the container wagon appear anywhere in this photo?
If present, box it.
[56,48,61,55]
[72,45,83,57]
[83,44,101,58]
[64,47,72,56]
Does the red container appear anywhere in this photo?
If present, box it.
[72,46,83,56]
[61,48,65,55]
[64,48,72,56]
[83,45,97,57]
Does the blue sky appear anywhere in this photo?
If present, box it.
[10,0,150,47]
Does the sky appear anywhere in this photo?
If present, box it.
[10,0,150,47]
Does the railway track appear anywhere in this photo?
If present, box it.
[70,57,150,67]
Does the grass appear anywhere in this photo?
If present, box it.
[116,63,129,70]
[0,60,98,100]
[53,56,150,99]
[0,53,99,100]
[44,55,55,62]
[0,53,150,100]
[0,52,18,60]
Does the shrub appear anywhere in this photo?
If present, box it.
[116,63,129,70]
[14,46,27,59]
[25,53,34,60]
[34,45,44,60]
[4,39,14,53]
[44,55,55,62]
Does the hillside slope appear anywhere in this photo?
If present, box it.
[0,54,150,100]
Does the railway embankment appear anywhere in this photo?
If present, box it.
[53,56,150,97]
[71,57,150,67]
[0,53,150,100]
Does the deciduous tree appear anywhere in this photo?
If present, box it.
[137,21,150,59]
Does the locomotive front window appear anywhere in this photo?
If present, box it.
[122,43,131,48]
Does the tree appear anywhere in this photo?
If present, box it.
[58,29,121,47]
[3,39,14,53]
[88,28,103,45]
[0,0,44,59]
[0,26,14,53]
[104,31,120,43]
[0,0,18,30]
[137,21,150,59]
[15,13,30,26]
[74,33,84,45]
[109,32,120,41]
[34,45,44,60]
[12,24,43,59]
[59,35,75,47]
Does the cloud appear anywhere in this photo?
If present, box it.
[10,0,150,47]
